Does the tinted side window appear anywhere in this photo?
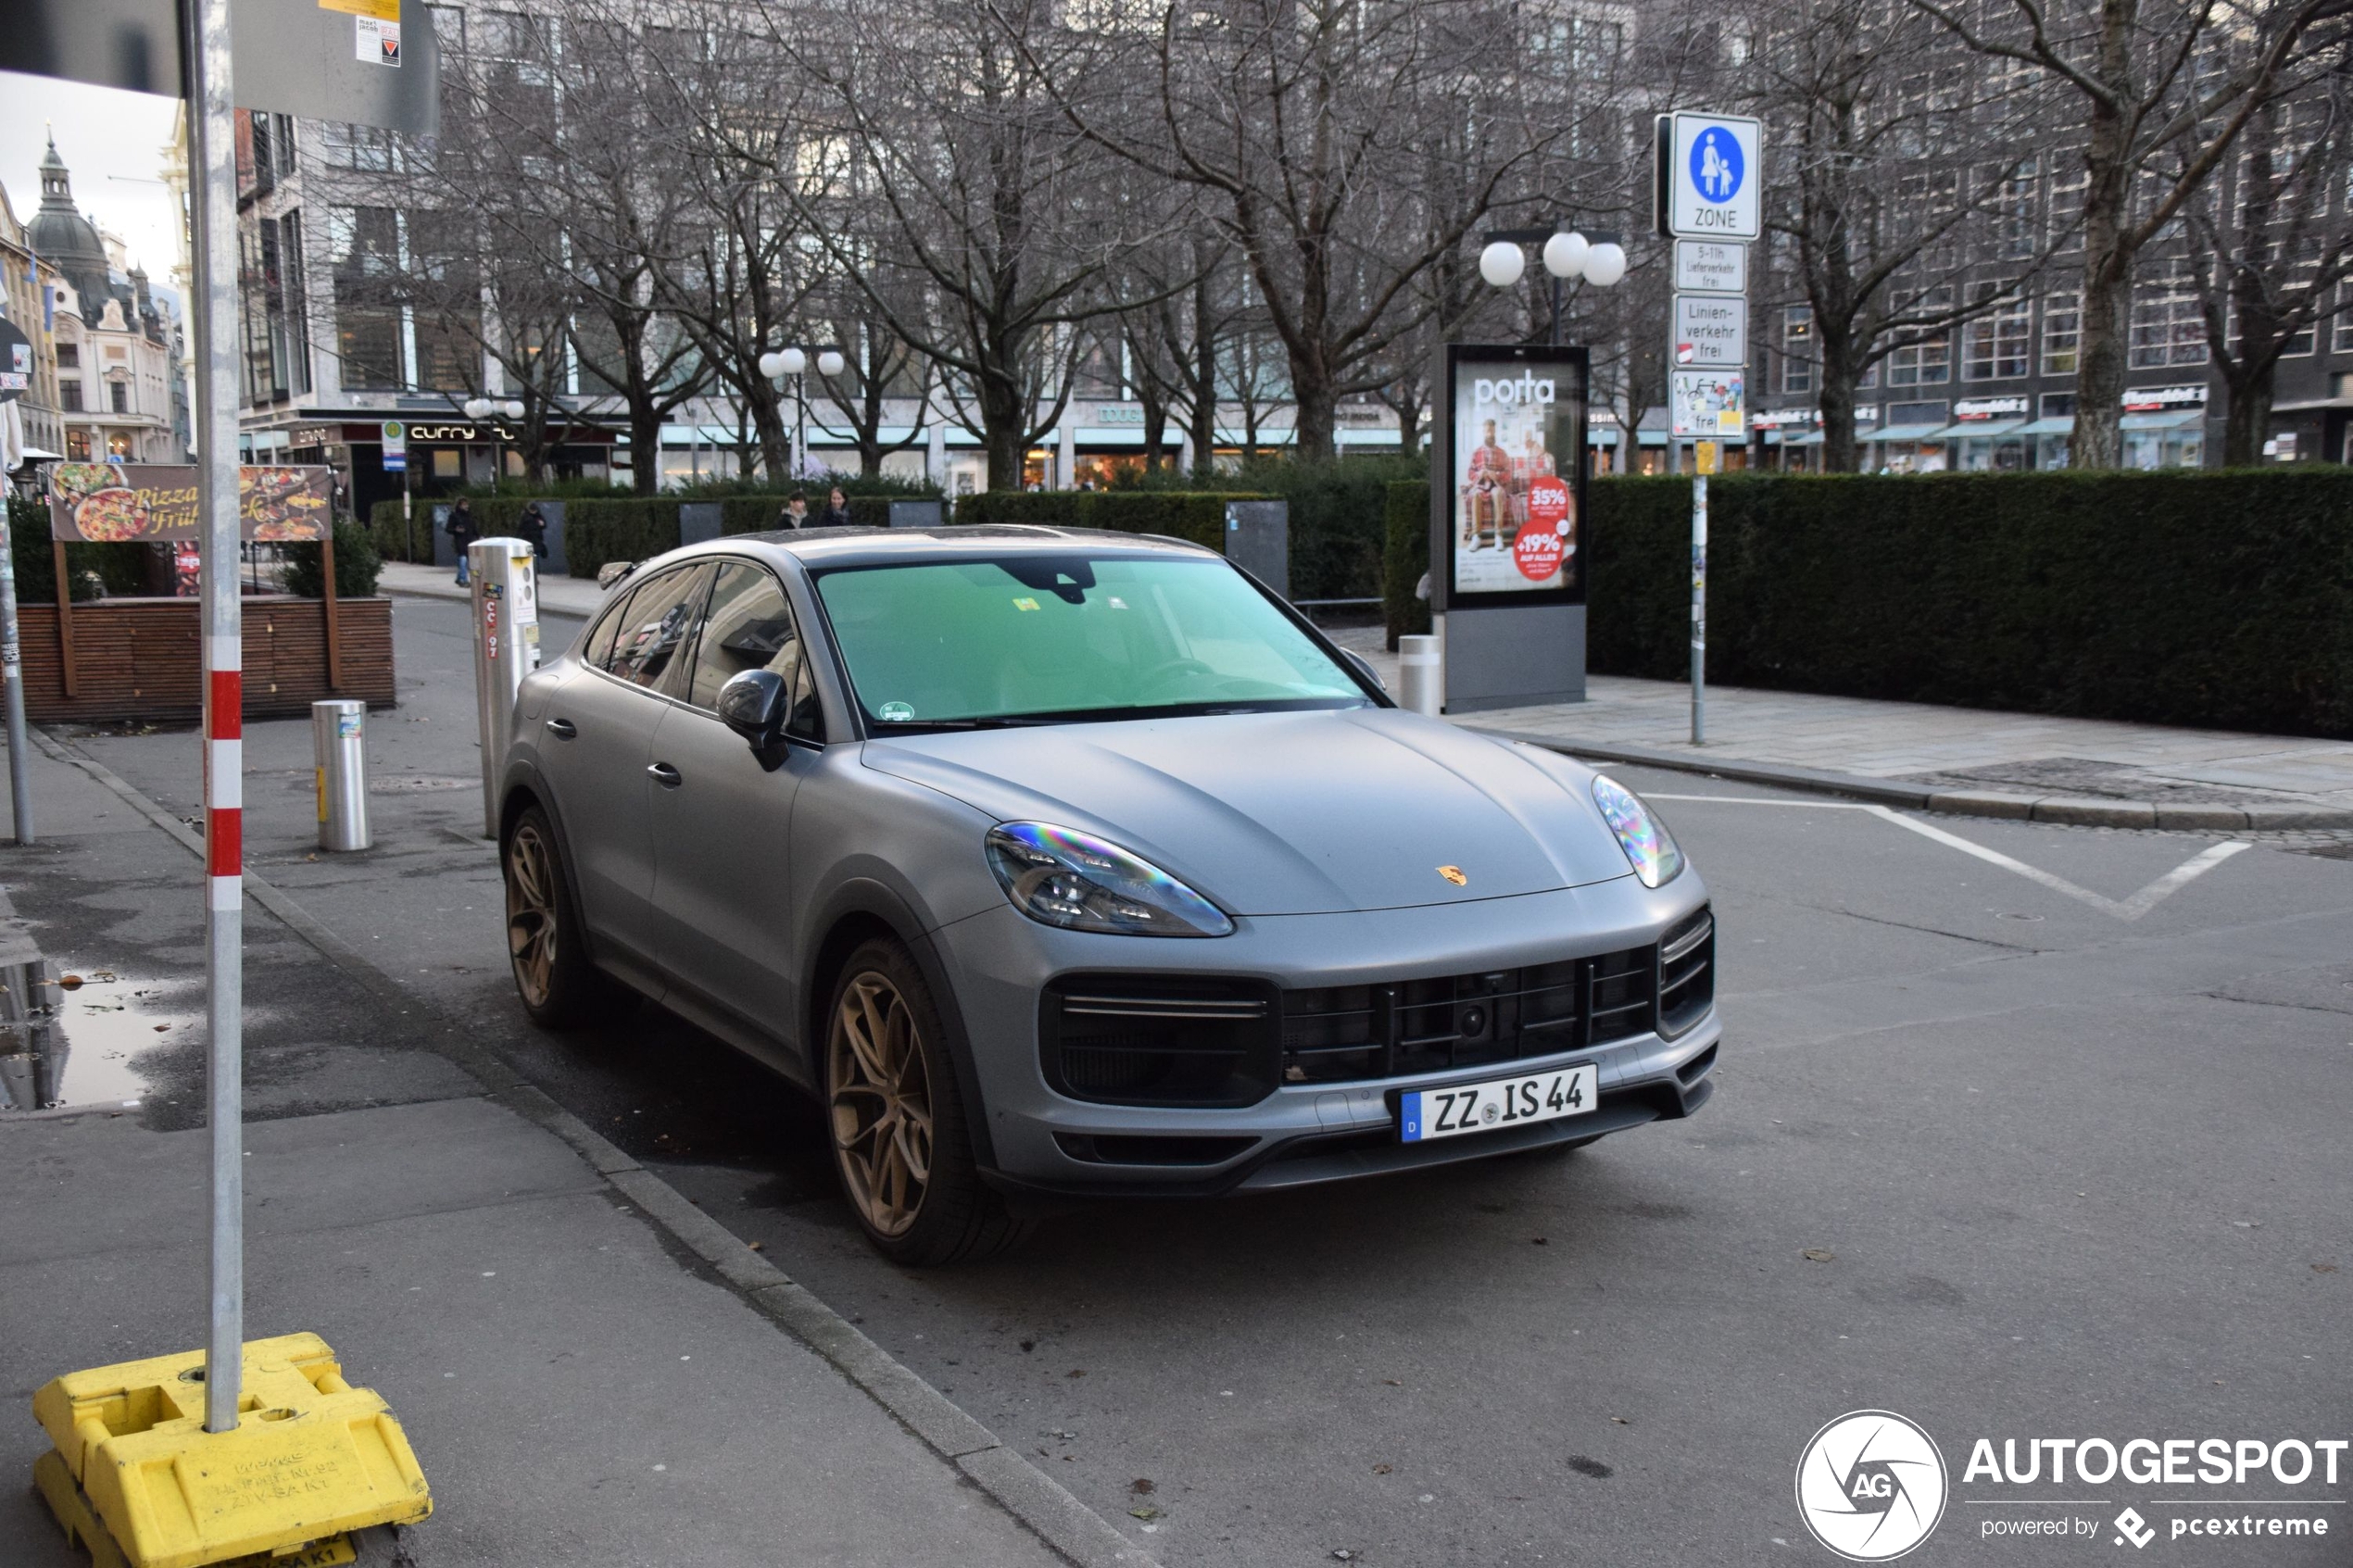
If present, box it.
[610,566,713,690]
[686,562,824,740]
[581,588,630,671]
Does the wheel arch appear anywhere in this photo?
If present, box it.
[803,880,999,1171]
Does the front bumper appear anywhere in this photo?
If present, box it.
[929,873,1721,1199]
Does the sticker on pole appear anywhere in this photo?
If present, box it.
[1516,477,1573,582]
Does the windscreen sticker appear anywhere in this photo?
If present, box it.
[1012,596,1040,611]
[878,701,915,721]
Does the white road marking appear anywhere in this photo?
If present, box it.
[1647,794,2254,922]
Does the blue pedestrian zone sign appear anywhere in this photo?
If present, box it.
[1658,111,1763,241]
[1690,125,1743,205]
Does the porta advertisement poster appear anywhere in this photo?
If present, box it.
[1442,345,1588,608]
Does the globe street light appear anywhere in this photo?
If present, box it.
[1478,226,1625,345]
[760,345,846,481]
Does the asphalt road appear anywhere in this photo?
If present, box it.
[66,595,2353,1567]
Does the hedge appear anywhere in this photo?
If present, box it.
[368,492,925,576]
[951,492,1264,553]
[8,498,149,600]
[1377,469,2353,737]
[281,520,384,597]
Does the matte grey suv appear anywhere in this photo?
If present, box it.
[499,527,1718,1263]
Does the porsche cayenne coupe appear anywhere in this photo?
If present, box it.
[498,526,1718,1263]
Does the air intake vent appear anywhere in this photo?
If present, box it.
[1657,906,1715,1038]
[1041,976,1279,1108]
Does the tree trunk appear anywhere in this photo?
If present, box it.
[2221,370,2273,467]
[1139,380,1168,472]
[1291,379,1337,465]
[1818,321,1861,472]
[2069,59,2133,469]
[628,395,662,495]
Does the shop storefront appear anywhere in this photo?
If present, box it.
[2120,385,2208,470]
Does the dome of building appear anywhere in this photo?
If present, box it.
[26,133,115,307]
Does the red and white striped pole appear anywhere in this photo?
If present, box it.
[185,0,246,1433]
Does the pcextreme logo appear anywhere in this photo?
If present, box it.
[1795,1411,1949,1562]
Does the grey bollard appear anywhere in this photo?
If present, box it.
[312,699,371,851]
[1398,633,1442,716]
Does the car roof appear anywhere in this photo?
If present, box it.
[685,524,1221,571]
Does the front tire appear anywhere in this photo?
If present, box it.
[502,804,612,1029]
[825,938,1029,1265]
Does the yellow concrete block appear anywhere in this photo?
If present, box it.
[31,1335,429,1568]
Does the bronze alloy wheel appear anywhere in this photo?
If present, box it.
[828,970,937,1238]
[505,819,560,1010]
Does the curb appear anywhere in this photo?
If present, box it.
[31,728,1162,1568]
[1472,729,2353,832]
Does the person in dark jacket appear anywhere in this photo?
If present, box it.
[818,486,855,529]
[517,500,549,559]
[778,492,810,529]
[446,497,478,584]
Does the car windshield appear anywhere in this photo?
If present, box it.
[812,554,1372,727]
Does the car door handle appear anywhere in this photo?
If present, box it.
[544,718,576,739]
[647,762,683,788]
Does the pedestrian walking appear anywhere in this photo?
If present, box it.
[517,500,549,559]
[446,497,478,585]
[778,492,810,529]
[819,486,854,529]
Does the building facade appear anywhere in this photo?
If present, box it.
[0,178,67,462]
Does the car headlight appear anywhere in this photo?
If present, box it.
[1591,775,1685,887]
[985,822,1234,937]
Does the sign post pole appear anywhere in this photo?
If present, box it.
[183,0,248,1434]
[1692,443,1715,745]
[0,501,31,845]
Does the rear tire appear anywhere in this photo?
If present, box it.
[825,937,1031,1266]
[502,804,615,1030]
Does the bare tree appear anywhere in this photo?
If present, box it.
[1910,0,2352,466]
[2185,63,2353,463]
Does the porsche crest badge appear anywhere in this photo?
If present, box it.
[1437,865,1467,886]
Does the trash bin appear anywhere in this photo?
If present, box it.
[1398,634,1442,716]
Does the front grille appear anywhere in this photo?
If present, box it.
[1278,911,1713,1086]
[1041,976,1280,1108]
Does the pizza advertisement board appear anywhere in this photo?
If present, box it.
[46,462,334,543]
[1441,345,1588,609]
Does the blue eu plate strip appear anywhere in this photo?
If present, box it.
[1400,1091,1424,1143]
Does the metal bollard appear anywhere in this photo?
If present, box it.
[1398,633,1443,716]
[311,699,371,851]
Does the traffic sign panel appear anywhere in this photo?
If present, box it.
[1674,295,1747,369]
[1656,111,1763,241]
[1674,240,1748,295]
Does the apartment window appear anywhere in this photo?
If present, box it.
[330,205,405,388]
[249,112,274,191]
[321,122,396,172]
[66,430,90,459]
[2040,392,2075,419]
[281,210,312,395]
[1989,160,2036,262]
[274,114,297,174]
[2336,281,2353,354]
[2043,293,2080,375]
[2129,265,2207,368]
[1963,288,2030,380]
[2048,163,2086,254]
[1782,306,1815,394]
[109,381,129,413]
[1886,290,1953,386]
[58,380,81,412]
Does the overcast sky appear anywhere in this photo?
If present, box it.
[0,72,187,299]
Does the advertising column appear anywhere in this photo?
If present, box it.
[1427,343,1590,711]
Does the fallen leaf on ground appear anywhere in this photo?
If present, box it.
[1372,1463,1392,1474]
[1131,1479,1155,1495]
[1067,1369,1087,1377]
[2314,1263,2338,1273]
[1801,1248,1834,1262]
[1128,1506,1162,1521]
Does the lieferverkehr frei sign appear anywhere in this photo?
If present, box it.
[1655,112,1763,242]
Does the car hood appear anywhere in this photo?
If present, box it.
[860,709,1634,916]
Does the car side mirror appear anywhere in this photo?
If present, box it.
[1341,648,1388,695]
[596,559,637,591]
[716,670,788,751]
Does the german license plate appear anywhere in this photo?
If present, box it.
[1400,1065,1597,1143]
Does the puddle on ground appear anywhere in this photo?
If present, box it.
[0,959,199,1112]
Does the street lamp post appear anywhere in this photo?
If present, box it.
[758,345,847,483]
[1478,226,1628,346]
[461,396,528,480]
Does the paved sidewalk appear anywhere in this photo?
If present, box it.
[1326,626,2353,828]
[379,558,612,618]
[0,730,1115,1568]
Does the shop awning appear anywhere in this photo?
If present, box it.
[1949,419,2026,437]
[1637,431,1669,446]
[1588,429,1619,446]
[2269,395,2353,412]
[2014,418,2073,436]
[1869,422,1948,443]
[2120,409,2204,432]
[1781,432,1826,446]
